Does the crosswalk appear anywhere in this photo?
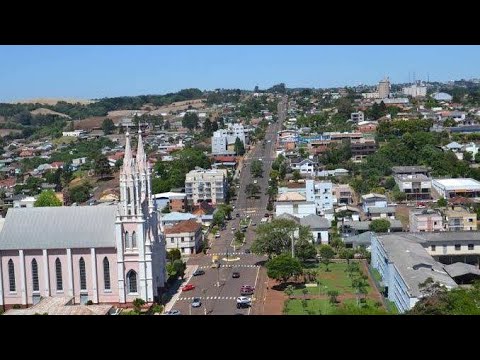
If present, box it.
[196,264,260,269]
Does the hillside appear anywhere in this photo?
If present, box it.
[14,98,95,106]
[30,108,71,118]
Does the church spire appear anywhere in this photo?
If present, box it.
[122,127,133,175]
[136,125,146,173]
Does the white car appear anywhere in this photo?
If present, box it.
[236,296,252,308]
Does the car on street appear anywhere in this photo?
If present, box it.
[264,213,270,217]
[193,269,205,276]
[253,180,257,184]
[236,213,240,218]
[244,248,251,254]
[251,222,256,226]
[165,309,181,315]
[191,297,202,308]
[232,271,240,278]
[236,296,252,308]
[182,284,195,291]
[240,285,255,296]
[215,233,221,238]
[231,227,236,231]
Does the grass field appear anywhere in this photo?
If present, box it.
[284,298,381,315]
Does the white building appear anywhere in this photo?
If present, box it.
[402,83,427,98]
[211,123,249,155]
[350,111,364,123]
[62,130,84,137]
[432,178,480,199]
[185,168,228,205]
[13,196,36,208]
[164,219,203,255]
[275,201,316,218]
[305,180,333,213]
[361,193,388,213]
[290,158,318,177]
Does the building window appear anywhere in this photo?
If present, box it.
[32,259,39,292]
[468,244,474,250]
[126,270,138,294]
[103,257,111,291]
[8,259,15,292]
[124,231,130,249]
[181,237,185,242]
[431,245,436,251]
[55,258,63,291]
[131,231,137,248]
[468,218,473,222]
[170,238,174,243]
[455,244,461,251]
[79,257,87,291]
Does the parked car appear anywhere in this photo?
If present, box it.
[182,284,195,291]
[232,271,240,278]
[215,233,221,238]
[251,222,256,226]
[236,296,252,308]
[236,213,240,218]
[244,248,251,254]
[193,269,205,276]
[165,309,181,315]
[191,297,202,308]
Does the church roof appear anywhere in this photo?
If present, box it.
[0,206,118,250]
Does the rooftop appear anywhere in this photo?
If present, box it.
[392,166,429,174]
[376,233,457,298]
[444,262,480,278]
[164,219,201,234]
[153,192,186,199]
[160,212,197,222]
[396,174,431,181]
[368,206,396,214]
[433,178,480,190]
[277,192,306,202]
[299,214,331,229]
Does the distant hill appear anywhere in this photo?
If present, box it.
[30,108,71,118]
[13,98,95,105]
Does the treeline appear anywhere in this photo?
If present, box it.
[0,88,205,120]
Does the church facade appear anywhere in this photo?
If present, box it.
[0,130,166,309]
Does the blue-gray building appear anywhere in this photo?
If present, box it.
[371,233,457,313]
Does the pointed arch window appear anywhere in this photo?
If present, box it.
[79,257,87,291]
[32,259,39,292]
[8,259,15,292]
[103,257,111,291]
[131,231,137,248]
[126,270,138,294]
[55,258,63,291]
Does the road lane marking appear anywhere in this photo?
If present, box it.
[249,265,261,315]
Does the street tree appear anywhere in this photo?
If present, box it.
[251,218,298,258]
[250,159,263,178]
[245,183,261,198]
[34,190,62,207]
[173,259,186,280]
[213,210,226,227]
[234,230,245,244]
[167,249,181,263]
[266,253,303,284]
[102,118,115,135]
[328,290,339,305]
[318,244,335,272]
[437,197,447,207]
[234,137,245,156]
[369,219,390,233]
[218,204,233,219]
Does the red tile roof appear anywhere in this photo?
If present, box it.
[164,219,201,234]
[214,156,237,163]
[50,161,64,168]
[0,177,16,188]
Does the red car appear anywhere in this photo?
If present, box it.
[182,284,195,292]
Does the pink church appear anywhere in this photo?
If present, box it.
[0,130,167,310]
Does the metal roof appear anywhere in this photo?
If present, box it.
[0,206,118,250]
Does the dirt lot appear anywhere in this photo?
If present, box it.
[31,108,71,118]
[74,116,110,130]
[395,204,410,230]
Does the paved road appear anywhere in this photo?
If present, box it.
[170,96,288,315]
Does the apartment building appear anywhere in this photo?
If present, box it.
[306,180,333,212]
[432,178,480,199]
[185,168,228,205]
[350,138,377,161]
[211,123,249,155]
[332,184,354,205]
[350,111,364,123]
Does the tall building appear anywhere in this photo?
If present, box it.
[185,168,228,205]
[402,82,427,98]
[305,180,333,213]
[211,123,249,155]
[0,130,167,310]
[378,77,391,99]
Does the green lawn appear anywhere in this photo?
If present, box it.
[291,262,373,295]
[284,298,386,315]
[386,300,399,314]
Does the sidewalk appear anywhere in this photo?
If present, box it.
[163,264,198,313]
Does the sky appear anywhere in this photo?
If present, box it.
[0,45,479,102]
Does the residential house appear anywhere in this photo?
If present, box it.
[62,130,84,137]
[350,111,364,123]
[409,209,444,232]
[444,206,477,231]
[191,202,216,226]
[317,168,349,177]
[153,192,187,212]
[350,138,377,161]
[356,121,378,133]
[332,184,354,205]
[164,219,203,255]
[275,200,316,219]
[290,158,319,177]
[299,214,331,244]
[391,166,429,177]
[159,212,197,230]
[361,193,388,213]
[339,219,403,237]
[13,196,36,208]
[367,206,396,220]
[394,174,432,200]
